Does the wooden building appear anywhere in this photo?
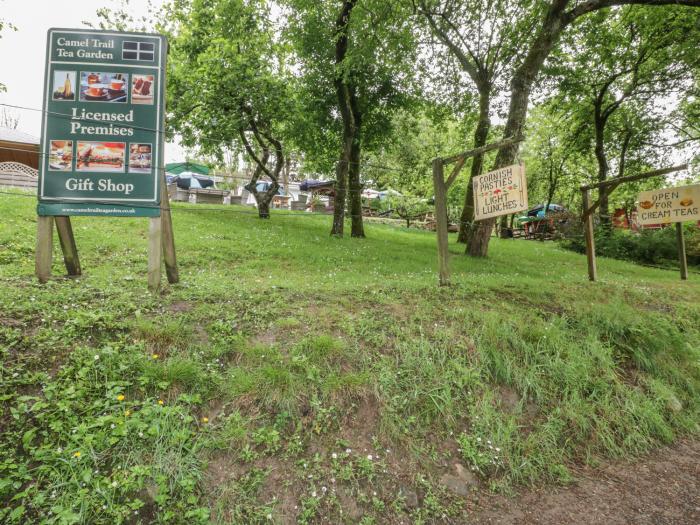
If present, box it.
[0,127,40,190]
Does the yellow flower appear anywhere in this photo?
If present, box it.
[201,417,209,424]
[73,451,81,458]
[151,354,159,359]
[158,399,164,405]
[125,410,131,417]
[117,394,125,401]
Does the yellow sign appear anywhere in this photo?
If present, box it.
[473,164,528,221]
[636,184,700,225]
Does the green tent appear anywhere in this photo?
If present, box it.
[165,161,210,176]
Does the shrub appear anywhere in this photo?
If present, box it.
[559,224,700,267]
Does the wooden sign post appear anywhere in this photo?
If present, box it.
[35,28,177,291]
[431,135,523,286]
[579,164,689,281]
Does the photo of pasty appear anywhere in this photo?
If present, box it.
[679,198,693,207]
[639,200,654,209]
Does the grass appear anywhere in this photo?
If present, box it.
[1,192,699,524]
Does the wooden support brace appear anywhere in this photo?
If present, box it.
[148,216,163,292]
[36,216,54,283]
[54,216,81,276]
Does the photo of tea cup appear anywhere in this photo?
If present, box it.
[110,79,125,91]
[87,86,104,97]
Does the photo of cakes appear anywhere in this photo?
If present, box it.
[129,143,152,173]
[131,74,155,105]
[76,142,126,172]
[52,71,76,101]
[48,140,73,171]
[79,72,129,103]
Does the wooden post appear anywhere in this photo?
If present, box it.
[36,216,54,283]
[582,189,597,282]
[432,159,450,286]
[159,172,179,284]
[54,216,81,276]
[676,223,688,281]
[148,216,163,292]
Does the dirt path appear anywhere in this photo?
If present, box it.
[468,440,700,525]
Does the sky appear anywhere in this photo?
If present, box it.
[0,0,186,161]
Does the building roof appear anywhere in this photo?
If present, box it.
[0,127,40,145]
[0,127,40,169]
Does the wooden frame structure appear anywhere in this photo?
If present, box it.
[432,135,523,286]
[36,172,179,292]
[580,163,689,282]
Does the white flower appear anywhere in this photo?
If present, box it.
[266,513,272,520]
[322,486,327,492]
[311,491,317,497]
[367,454,373,461]
[345,448,351,454]
[138,432,144,438]
[111,481,117,488]
[331,453,337,459]
[94,355,100,360]
[110,424,115,429]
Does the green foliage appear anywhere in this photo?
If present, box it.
[561,225,700,268]
[284,0,418,175]
[166,0,296,161]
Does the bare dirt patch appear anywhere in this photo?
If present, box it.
[468,439,700,524]
[168,300,193,313]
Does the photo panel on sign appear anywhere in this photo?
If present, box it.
[129,143,153,173]
[52,71,76,101]
[48,140,73,171]
[79,72,129,103]
[131,74,155,105]
[76,142,126,173]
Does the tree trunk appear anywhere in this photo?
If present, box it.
[467,0,570,257]
[458,85,491,244]
[348,88,364,238]
[256,195,272,219]
[331,0,358,237]
[332,144,349,236]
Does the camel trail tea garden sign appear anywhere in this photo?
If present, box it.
[35,28,178,291]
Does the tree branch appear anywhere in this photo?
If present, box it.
[566,0,700,23]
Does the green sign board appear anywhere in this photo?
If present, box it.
[37,28,166,217]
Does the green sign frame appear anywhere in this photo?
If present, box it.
[37,28,167,217]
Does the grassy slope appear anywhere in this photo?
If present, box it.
[1,193,699,524]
